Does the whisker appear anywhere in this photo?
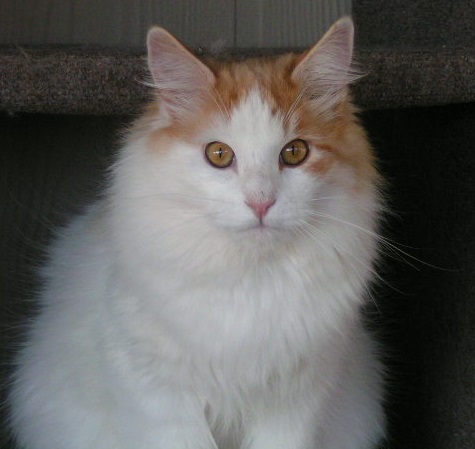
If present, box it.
[303,209,437,270]
[295,219,335,259]
[300,218,376,276]
[308,196,347,202]
[298,218,406,298]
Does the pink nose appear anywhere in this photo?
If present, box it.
[245,199,276,219]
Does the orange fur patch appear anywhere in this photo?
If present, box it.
[208,54,301,127]
[139,51,377,189]
[305,145,336,176]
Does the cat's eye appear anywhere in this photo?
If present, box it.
[280,139,309,166]
[205,141,235,168]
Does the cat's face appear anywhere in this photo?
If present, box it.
[196,88,311,235]
[153,87,339,242]
[113,18,379,262]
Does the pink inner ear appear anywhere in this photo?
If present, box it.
[292,17,358,92]
[147,27,215,121]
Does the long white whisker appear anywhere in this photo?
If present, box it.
[300,218,377,277]
[298,218,404,298]
[296,219,335,258]
[308,196,347,202]
[304,209,432,270]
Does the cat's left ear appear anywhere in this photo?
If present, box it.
[292,17,359,105]
[147,27,215,122]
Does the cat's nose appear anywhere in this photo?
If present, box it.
[245,199,276,219]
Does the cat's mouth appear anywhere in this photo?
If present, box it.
[215,214,288,239]
[240,220,282,238]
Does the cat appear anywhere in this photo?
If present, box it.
[8,17,386,449]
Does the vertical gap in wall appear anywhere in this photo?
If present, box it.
[233,0,237,47]
[70,0,77,43]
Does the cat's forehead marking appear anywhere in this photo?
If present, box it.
[227,87,285,140]
[211,54,301,127]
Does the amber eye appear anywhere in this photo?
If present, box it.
[280,139,309,166]
[205,141,235,168]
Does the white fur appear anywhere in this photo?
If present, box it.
[9,83,385,449]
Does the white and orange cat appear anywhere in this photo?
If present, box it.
[9,17,386,449]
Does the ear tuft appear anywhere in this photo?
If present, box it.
[147,27,215,122]
[292,17,360,108]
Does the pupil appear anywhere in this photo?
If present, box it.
[292,146,297,157]
[218,148,223,158]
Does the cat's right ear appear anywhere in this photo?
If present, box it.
[147,27,215,122]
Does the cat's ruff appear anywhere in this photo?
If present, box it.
[9,17,386,449]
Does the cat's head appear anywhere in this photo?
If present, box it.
[112,18,380,266]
